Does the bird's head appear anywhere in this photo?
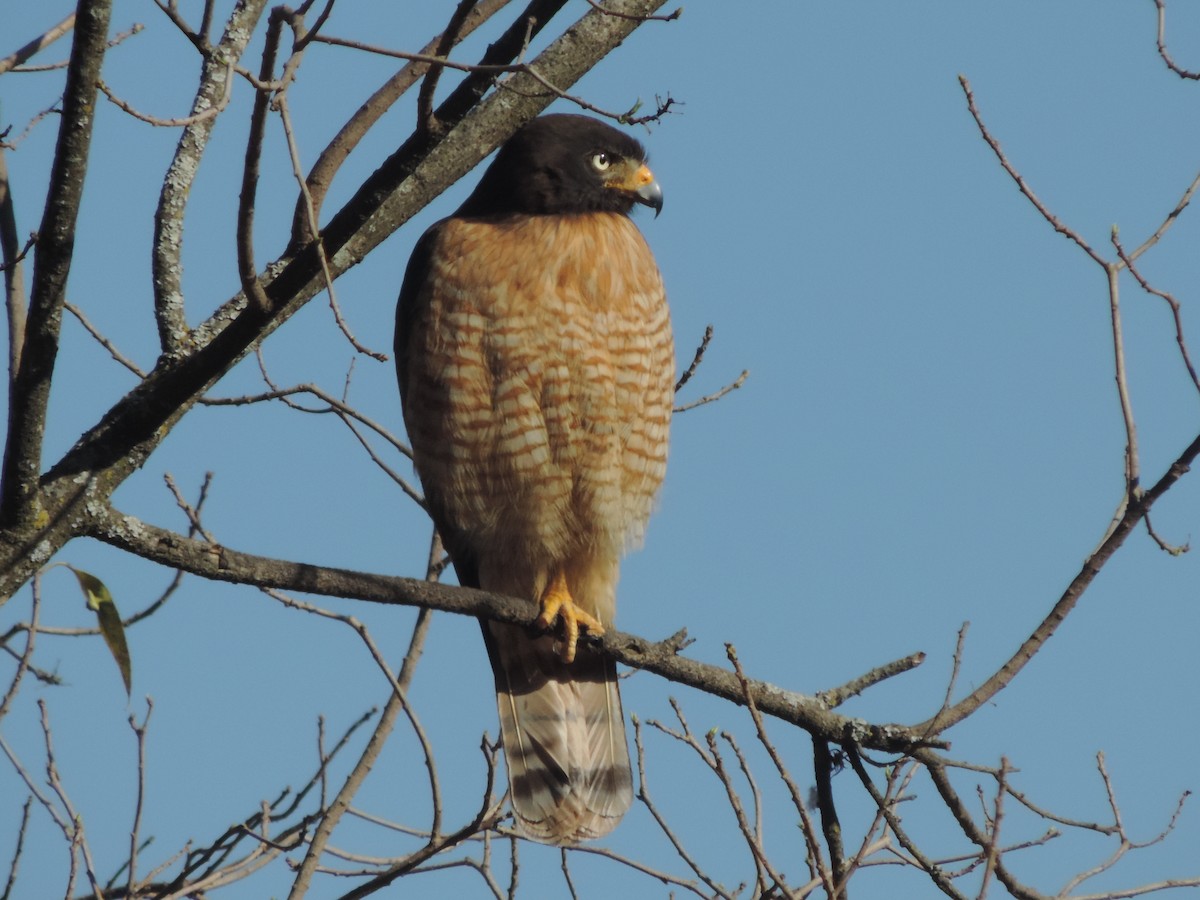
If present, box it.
[457,114,663,219]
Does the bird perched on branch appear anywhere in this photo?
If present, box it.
[395,114,672,844]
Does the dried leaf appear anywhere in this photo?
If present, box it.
[67,566,132,696]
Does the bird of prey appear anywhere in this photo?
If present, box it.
[395,114,672,844]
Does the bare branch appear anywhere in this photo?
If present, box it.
[846,750,970,900]
[236,8,282,315]
[918,751,1041,900]
[276,93,387,360]
[88,500,945,755]
[287,531,443,897]
[727,645,833,893]
[64,302,146,377]
[635,710,738,899]
[0,0,115,529]
[674,324,712,393]
[0,151,29,391]
[97,66,232,126]
[674,370,749,413]
[1,796,32,899]
[126,700,153,897]
[817,650,926,710]
[9,22,143,73]
[153,0,270,355]
[0,575,40,722]
[1111,231,1200,398]
[39,701,104,898]
[416,0,480,136]
[958,75,1106,267]
[0,13,76,76]
[812,736,848,894]
[1154,0,1200,80]
[915,424,1200,734]
[1103,257,1140,498]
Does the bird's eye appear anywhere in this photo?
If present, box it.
[591,152,612,171]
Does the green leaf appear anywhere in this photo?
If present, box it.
[67,566,132,696]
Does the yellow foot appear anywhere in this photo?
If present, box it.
[535,571,604,664]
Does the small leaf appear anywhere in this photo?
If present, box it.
[67,566,132,696]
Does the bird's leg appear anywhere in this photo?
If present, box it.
[535,570,604,664]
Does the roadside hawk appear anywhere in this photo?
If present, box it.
[395,114,672,844]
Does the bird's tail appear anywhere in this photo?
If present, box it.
[484,621,633,844]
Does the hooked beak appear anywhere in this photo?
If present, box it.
[632,163,663,217]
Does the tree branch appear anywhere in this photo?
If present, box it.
[287,534,442,896]
[0,13,77,76]
[0,150,27,395]
[152,0,269,356]
[916,427,1200,735]
[86,504,940,755]
[0,0,113,529]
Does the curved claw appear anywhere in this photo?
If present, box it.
[535,571,604,663]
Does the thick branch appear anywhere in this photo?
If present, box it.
[152,0,269,355]
[87,505,933,755]
[0,0,113,529]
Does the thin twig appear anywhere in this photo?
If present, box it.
[1154,0,1200,80]
[1123,165,1200,263]
[0,576,40,723]
[1103,256,1141,498]
[9,23,143,73]
[309,31,678,128]
[847,750,970,900]
[126,700,153,897]
[927,623,970,731]
[1,796,32,900]
[1111,231,1200,396]
[958,75,1106,267]
[97,63,233,127]
[675,324,712,393]
[632,714,736,899]
[63,302,146,377]
[978,758,1011,899]
[674,370,749,413]
[287,530,442,898]
[0,13,76,76]
[276,93,387,359]
[39,701,104,899]
[727,645,834,894]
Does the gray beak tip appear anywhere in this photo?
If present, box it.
[635,180,663,218]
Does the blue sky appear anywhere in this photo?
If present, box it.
[3,1,1200,896]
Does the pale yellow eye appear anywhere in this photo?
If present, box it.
[591,152,612,171]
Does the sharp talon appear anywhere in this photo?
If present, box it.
[536,571,604,664]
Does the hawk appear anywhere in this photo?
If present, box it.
[395,114,672,844]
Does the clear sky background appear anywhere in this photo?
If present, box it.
[3,2,1200,897]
